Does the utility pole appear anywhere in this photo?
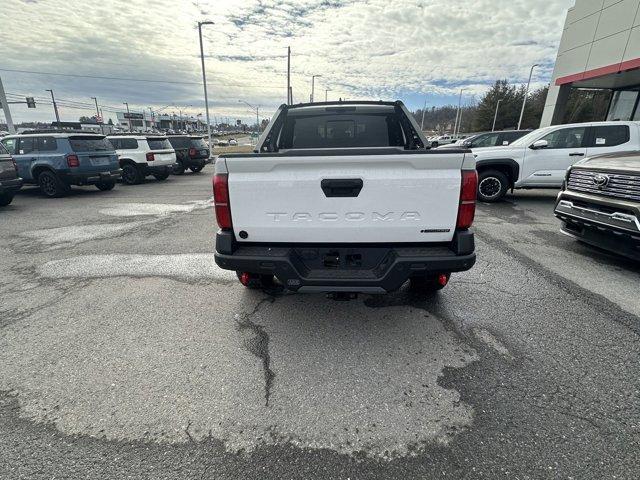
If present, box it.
[325,88,331,102]
[198,21,214,149]
[453,89,463,135]
[123,102,131,131]
[46,89,60,125]
[420,98,427,131]
[0,76,16,134]
[287,46,291,105]
[289,86,293,105]
[91,96,103,134]
[492,99,503,132]
[238,100,260,132]
[518,63,538,130]
[311,75,321,102]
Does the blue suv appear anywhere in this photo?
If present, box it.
[0,132,121,197]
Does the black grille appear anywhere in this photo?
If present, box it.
[567,169,640,202]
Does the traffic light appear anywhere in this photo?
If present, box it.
[26,97,36,108]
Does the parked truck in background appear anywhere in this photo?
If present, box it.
[472,121,640,202]
[213,101,477,297]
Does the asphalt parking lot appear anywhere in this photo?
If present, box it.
[1,168,639,479]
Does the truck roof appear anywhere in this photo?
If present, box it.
[284,100,401,115]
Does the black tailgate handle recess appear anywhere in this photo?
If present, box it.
[321,178,363,197]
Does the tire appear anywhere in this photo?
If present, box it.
[236,271,275,290]
[153,172,170,181]
[96,180,116,191]
[121,163,143,185]
[477,169,509,203]
[409,273,450,293]
[189,164,204,173]
[0,194,14,206]
[38,170,70,197]
[172,161,185,175]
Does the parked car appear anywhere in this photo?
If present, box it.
[438,130,531,150]
[0,141,22,206]
[166,135,211,175]
[228,138,238,146]
[472,121,640,202]
[108,134,176,185]
[429,134,457,148]
[213,100,477,296]
[0,132,121,197]
[554,151,640,261]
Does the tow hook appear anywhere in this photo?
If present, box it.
[327,292,358,301]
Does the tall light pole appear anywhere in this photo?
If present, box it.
[287,46,291,105]
[420,98,427,131]
[518,63,538,130]
[238,100,260,132]
[492,99,502,132]
[123,102,131,131]
[325,88,331,102]
[310,75,322,102]
[0,76,15,134]
[91,96,102,133]
[453,88,464,135]
[198,21,214,149]
[46,89,60,124]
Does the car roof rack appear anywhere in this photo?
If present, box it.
[18,129,104,135]
[107,132,167,137]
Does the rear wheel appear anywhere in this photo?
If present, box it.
[96,180,116,191]
[189,164,204,173]
[477,169,509,202]
[121,163,143,185]
[172,161,185,175]
[0,194,14,206]
[153,172,170,181]
[409,273,450,293]
[236,271,275,290]
[38,170,69,197]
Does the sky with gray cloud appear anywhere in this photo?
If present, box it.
[1,0,574,125]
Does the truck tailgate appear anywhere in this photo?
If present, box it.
[224,151,466,243]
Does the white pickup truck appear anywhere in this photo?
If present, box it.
[472,121,640,202]
[213,101,477,296]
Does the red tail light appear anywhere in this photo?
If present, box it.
[213,173,232,229]
[66,154,80,168]
[146,152,155,162]
[189,148,197,157]
[457,170,478,229]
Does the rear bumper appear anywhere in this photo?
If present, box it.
[0,177,23,195]
[554,191,640,261]
[214,230,476,293]
[60,169,122,185]
[182,156,208,167]
[144,164,176,175]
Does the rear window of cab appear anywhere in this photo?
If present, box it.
[69,136,113,152]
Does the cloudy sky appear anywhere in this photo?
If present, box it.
[1,0,574,125]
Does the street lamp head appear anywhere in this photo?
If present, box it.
[199,21,214,26]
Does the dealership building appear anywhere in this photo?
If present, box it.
[541,0,640,126]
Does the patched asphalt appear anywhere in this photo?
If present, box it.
[1,171,639,479]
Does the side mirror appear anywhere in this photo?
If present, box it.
[531,139,548,150]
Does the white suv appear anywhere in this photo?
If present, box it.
[108,135,177,185]
[472,121,640,202]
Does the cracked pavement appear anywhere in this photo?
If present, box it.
[0,173,639,479]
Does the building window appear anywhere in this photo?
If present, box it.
[607,90,639,121]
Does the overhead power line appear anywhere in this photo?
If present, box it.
[0,68,202,85]
[0,67,291,90]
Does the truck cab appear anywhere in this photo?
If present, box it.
[472,121,640,202]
